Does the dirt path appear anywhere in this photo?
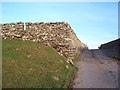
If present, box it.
[73,49,118,88]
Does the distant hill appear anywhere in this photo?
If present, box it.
[99,38,120,59]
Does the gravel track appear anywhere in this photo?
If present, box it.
[73,49,118,88]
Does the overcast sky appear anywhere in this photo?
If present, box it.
[1,2,118,49]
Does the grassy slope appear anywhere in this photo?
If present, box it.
[2,39,76,88]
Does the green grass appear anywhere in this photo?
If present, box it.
[2,39,76,88]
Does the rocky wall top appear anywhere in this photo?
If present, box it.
[1,22,86,61]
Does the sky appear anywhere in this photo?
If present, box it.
[1,2,118,49]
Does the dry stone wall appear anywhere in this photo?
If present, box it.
[99,38,120,59]
[1,22,86,61]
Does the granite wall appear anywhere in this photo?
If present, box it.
[1,22,86,61]
[99,38,120,59]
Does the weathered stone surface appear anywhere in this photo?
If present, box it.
[99,38,120,59]
[1,22,86,61]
